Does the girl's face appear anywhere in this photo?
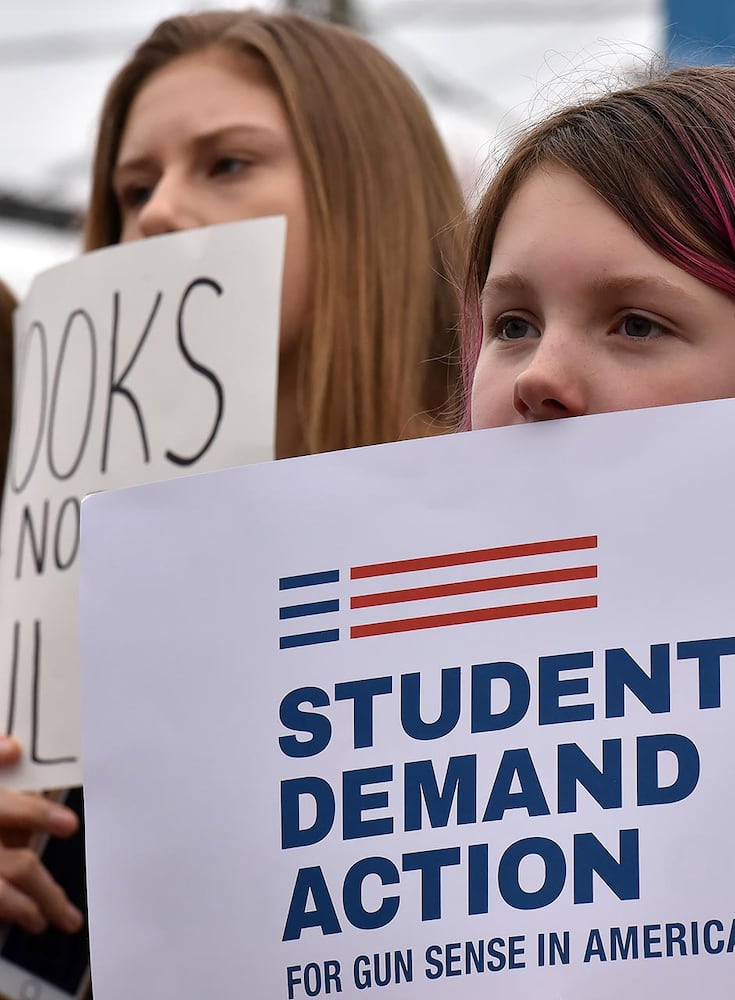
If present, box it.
[113,47,311,358]
[471,165,735,429]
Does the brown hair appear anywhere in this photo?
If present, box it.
[462,66,735,411]
[85,9,465,454]
[0,279,16,502]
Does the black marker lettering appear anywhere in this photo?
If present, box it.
[53,496,80,571]
[10,321,48,494]
[47,309,97,481]
[15,500,49,578]
[166,277,225,466]
[101,290,159,472]
[6,623,20,736]
[29,619,76,764]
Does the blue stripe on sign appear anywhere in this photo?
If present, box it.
[280,599,340,620]
[279,569,340,590]
[280,629,340,649]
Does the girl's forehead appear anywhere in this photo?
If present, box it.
[116,49,288,166]
[482,164,722,310]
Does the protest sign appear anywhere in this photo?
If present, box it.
[0,216,285,790]
[79,398,735,998]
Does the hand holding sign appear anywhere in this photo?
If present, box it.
[0,737,81,932]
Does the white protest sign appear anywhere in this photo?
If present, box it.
[79,399,735,999]
[0,216,285,791]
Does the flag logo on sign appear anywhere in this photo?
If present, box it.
[279,534,598,650]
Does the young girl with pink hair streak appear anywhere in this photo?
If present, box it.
[463,67,735,430]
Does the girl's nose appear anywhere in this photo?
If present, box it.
[512,330,590,421]
[136,175,195,238]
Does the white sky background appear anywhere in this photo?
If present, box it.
[0,0,663,296]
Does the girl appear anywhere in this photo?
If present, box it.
[0,6,467,944]
[464,66,735,430]
[86,8,466,457]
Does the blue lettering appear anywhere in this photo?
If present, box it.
[401,668,461,740]
[611,925,639,959]
[483,748,550,821]
[335,676,392,749]
[283,866,341,941]
[557,740,622,813]
[539,652,594,725]
[404,755,477,831]
[583,928,606,962]
[666,923,686,956]
[677,637,735,710]
[342,766,393,840]
[424,946,443,980]
[573,829,640,903]
[637,734,700,805]
[281,777,335,849]
[704,919,725,955]
[402,847,461,920]
[279,687,331,758]
[468,843,489,915]
[643,923,662,958]
[605,645,670,718]
[343,857,399,930]
[498,837,566,910]
[471,661,530,732]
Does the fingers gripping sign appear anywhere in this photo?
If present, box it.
[0,737,82,935]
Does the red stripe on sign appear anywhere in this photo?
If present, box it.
[350,564,598,609]
[350,594,598,638]
[350,535,597,580]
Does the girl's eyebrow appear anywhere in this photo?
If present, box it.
[481,271,530,299]
[587,274,700,304]
[482,271,701,307]
[113,123,281,180]
[480,271,531,311]
[190,122,281,152]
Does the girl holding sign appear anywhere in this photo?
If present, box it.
[84,8,466,459]
[0,3,467,980]
[463,66,735,429]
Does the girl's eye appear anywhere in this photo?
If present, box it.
[495,316,540,341]
[211,157,250,177]
[119,184,153,209]
[618,314,665,340]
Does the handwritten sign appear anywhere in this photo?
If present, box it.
[0,216,285,790]
[79,399,735,999]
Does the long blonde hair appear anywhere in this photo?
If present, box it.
[85,9,465,453]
